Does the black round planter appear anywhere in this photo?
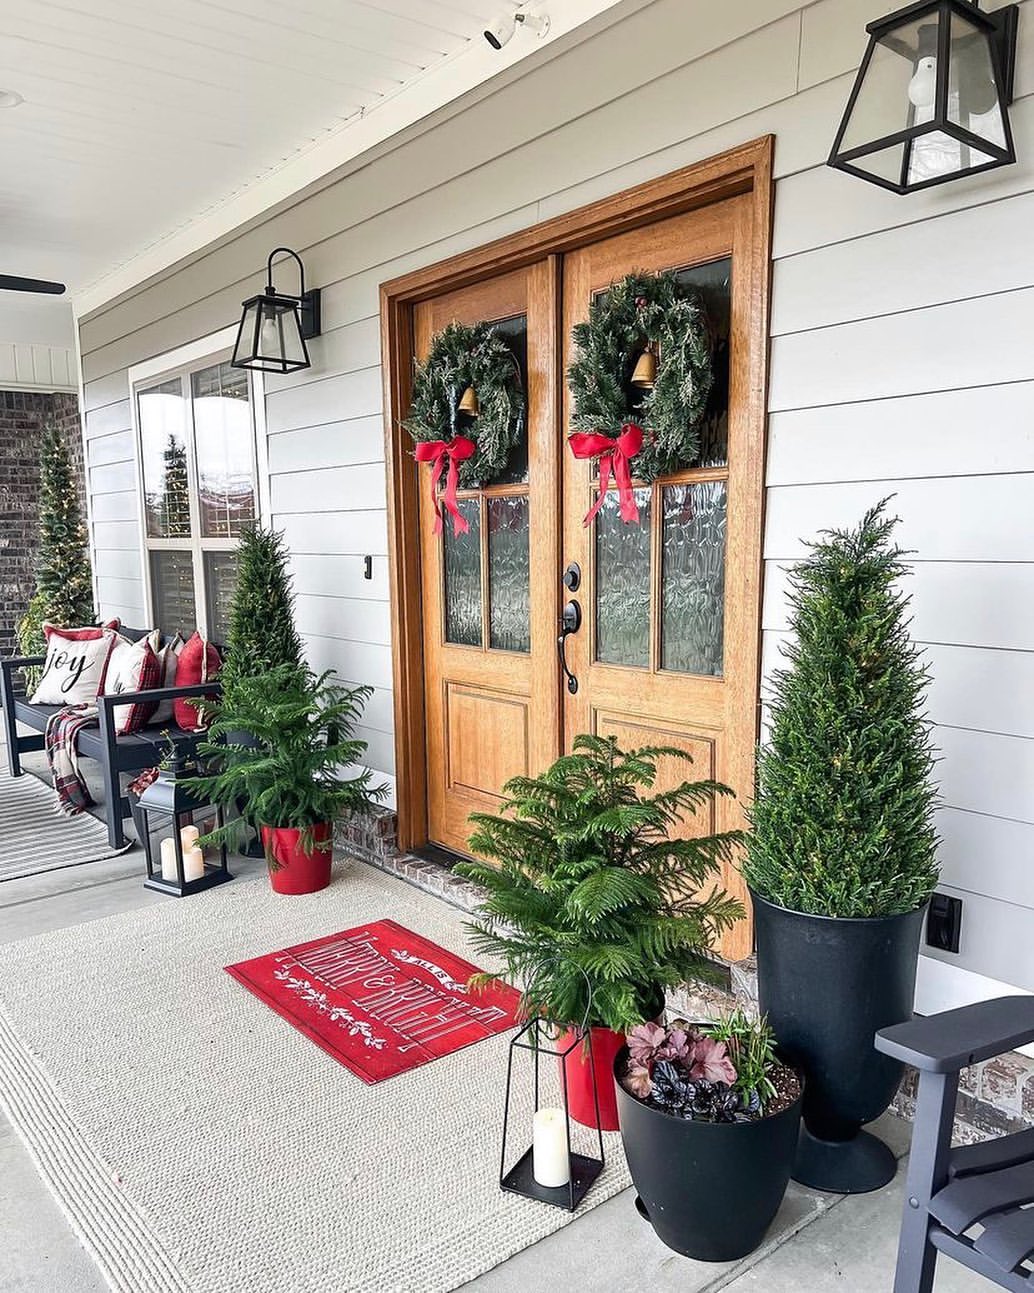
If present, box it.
[751,889,927,1194]
[613,1045,803,1262]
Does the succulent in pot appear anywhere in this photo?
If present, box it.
[742,501,939,1193]
[457,734,744,1131]
[186,663,385,895]
[615,1012,803,1262]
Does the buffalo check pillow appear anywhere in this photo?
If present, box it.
[103,635,163,734]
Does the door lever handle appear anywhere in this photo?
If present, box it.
[558,600,582,695]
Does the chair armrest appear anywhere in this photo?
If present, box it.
[2,655,47,671]
[0,655,45,705]
[876,996,1034,1074]
[97,680,223,711]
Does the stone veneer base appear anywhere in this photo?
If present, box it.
[336,808,1034,1146]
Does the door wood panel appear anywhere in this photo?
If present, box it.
[561,197,766,959]
[415,263,561,857]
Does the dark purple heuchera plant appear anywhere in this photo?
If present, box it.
[623,1012,777,1123]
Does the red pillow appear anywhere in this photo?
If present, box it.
[43,619,120,642]
[173,633,222,731]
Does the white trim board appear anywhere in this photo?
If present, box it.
[72,0,636,321]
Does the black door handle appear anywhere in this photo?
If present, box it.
[558,600,582,695]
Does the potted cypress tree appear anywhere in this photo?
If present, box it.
[219,523,305,854]
[458,735,743,1131]
[188,663,385,894]
[220,523,304,694]
[742,501,939,1194]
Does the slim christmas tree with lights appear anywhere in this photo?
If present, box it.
[17,422,95,667]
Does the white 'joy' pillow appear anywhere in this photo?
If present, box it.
[30,627,117,706]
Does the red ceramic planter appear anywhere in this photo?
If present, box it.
[559,1025,627,1131]
[261,823,333,895]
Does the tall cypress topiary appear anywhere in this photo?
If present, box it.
[17,421,95,664]
[742,501,939,918]
[220,523,303,692]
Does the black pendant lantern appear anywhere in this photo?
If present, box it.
[231,247,322,373]
[137,753,233,897]
[828,0,1018,193]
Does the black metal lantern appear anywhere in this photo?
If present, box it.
[231,247,322,373]
[499,1020,605,1212]
[137,754,233,897]
[828,0,1018,193]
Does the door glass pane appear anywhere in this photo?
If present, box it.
[487,314,529,485]
[150,551,196,639]
[488,494,530,652]
[443,498,482,646]
[203,551,239,646]
[675,258,732,468]
[138,379,191,539]
[595,487,651,667]
[191,362,256,538]
[661,480,727,677]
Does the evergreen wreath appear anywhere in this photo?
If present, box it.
[568,269,714,481]
[404,320,525,489]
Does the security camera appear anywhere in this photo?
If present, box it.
[484,13,516,48]
[484,10,550,50]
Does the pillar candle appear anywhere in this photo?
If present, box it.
[160,837,178,883]
[180,824,200,851]
[532,1107,570,1189]
[184,845,205,883]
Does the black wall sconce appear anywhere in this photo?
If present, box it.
[828,0,1018,193]
[231,246,322,373]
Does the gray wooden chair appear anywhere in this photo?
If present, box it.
[877,997,1034,1292]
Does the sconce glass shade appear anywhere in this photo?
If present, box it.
[828,0,1017,193]
[232,290,310,374]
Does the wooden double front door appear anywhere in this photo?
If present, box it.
[389,145,771,959]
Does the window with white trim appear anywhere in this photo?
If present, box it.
[135,358,258,643]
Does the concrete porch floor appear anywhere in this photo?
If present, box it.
[0,759,986,1292]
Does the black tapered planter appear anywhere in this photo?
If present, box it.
[751,889,927,1195]
[614,1045,803,1262]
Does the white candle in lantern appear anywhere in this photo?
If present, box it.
[160,837,178,882]
[532,1107,570,1189]
[180,824,200,851]
[184,845,205,883]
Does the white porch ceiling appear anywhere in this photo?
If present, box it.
[0,0,627,318]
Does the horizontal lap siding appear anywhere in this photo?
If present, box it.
[761,0,1034,995]
[82,379,145,625]
[78,0,1034,990]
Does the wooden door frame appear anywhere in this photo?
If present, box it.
[380,135,774,862]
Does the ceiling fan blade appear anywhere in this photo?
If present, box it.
[0,275,66,295]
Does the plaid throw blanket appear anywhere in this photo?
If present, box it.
[44,706,98,816]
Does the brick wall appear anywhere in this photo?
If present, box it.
[0,391,85,660]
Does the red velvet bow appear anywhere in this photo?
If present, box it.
[569,423,644,526]
[414,436,476,536]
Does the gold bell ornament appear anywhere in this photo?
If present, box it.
[630,344,657,390]
[458,385,479,417]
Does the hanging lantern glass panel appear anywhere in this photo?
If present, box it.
[828,0,1017,193]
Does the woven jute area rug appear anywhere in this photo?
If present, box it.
[0,863,630,1293]
[0,764,133,882]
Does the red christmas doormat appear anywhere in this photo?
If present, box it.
[225,919,521,1084]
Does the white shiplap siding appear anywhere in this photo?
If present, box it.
[77,0,1034,1004]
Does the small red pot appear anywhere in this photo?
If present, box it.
[260,824,333,895]
[559,1026,627,1132]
